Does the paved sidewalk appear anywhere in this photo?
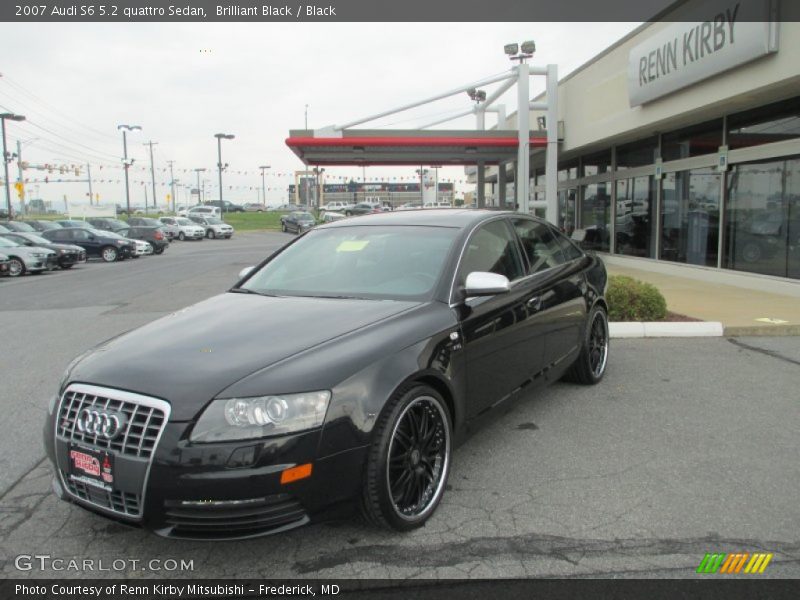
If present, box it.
[606,263,800,336]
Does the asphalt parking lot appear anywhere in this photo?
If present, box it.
[1,232,798,579]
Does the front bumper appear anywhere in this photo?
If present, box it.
[44,385,367,540]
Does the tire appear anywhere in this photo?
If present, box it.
[101,246,118,263]
[281,223,287,232]
[209,230,216,239]
[60,263,74,269]
[178,232,185,241]
[8,257,25,277]
[361,384,452,532]
[563,304,609,385]
[346,211,352,217]
[154,247,164,255]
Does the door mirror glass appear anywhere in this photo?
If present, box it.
[464,271,511,297]
[238,266,255,279]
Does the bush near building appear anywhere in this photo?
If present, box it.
[606,275,667,322]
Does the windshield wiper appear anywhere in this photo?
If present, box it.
[229,288,275,297]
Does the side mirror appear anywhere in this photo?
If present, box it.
[238,266,255,279]
[464,271,511,297]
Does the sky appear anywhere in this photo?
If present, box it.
[0,22,640,209]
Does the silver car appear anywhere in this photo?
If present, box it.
[188,216,234,239]
[157,217,182,240]
[173,218,206,241]
[0,236,57,277]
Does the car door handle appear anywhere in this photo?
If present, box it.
[527,297,542,311]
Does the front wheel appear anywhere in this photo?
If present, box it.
[563,305,609,385]
[178,232,185,241]
[208,230,216,239]
[8,257,25,277]
[101,246,118,263]
[361,385,452,531]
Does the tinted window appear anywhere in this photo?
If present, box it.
[552,227,584,261]
[71,229,91,240]
[459,220,524,283]
[511,218,565,273]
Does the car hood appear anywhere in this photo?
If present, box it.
[67,293,421,420]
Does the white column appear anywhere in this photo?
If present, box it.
[545,63,559,225]
[516,63,530,213]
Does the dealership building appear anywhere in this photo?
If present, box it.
[476,0,799,281]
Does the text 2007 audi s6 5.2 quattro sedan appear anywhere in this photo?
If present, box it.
[44,209,609,539]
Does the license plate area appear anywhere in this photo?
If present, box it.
[68,444,115,491]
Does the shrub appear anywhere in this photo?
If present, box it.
[606,275,667,321]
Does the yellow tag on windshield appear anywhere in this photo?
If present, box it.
[336,240,369,252]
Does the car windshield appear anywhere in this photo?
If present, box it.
[295,213,314,221]
[206,218,223,224]
[241,225,459,301]
[24,234,51,245]
[0,237,19,247]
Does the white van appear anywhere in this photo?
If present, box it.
[187,206,221,218]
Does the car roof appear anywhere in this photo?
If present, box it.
[322,208,514,229]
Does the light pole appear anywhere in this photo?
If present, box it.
[143,140,158,213]
[259,165,270,207]
[504,40,536,213]
[214,133,235,218]
[117,124,141,216]
[1,113,26,219]
[194,168,206,205]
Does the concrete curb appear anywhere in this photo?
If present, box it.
[610,321,724,338]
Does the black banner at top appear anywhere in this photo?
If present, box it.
[1,0,795,22]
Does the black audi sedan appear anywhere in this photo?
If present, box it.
[43,210,608,539]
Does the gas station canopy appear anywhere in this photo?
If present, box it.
[286,129,547,166]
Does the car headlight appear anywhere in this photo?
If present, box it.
[116,240,125,245]
[31,252,46,258]
[190,391,331,443]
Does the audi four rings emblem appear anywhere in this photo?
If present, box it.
[76,408,125,439]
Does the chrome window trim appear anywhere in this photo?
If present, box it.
[55,383,171,521]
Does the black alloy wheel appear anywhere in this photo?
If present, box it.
[563,305,609,385]
[362,385,451,531]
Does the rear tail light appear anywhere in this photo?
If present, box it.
[155,231,164,240]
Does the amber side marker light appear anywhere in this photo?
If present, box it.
[281,463,313,484]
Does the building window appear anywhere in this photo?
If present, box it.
[558,161,579,182]
[558,188,577,236]
[660,168,720,267]
[661,119,723,161]
[727,96,800,150]
[582,150,612,176]
[615,176,657,258]
[723,157,800,280]
[616,137,659,170]
[579,182,611,252]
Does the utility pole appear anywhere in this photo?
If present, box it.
[259,165,270,207]
[86,163,93,205]
[167,160,176,212]
[144,141,158,213]
[16,140,25,214]
[118,124,141,216]
[1,113,26,219]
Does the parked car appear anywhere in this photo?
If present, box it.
[172,217,206,241]
[243,203,266,212]
[129,238,154,257]
[187,206,221,219]
[321,201,352,213]
[156,217,181,240]
[320,211,347,224]
[345,203,383,217]
[24,219,63,232]
[397,203,423,211]
[43,210,608,539]
[55,219,91,229]
[280,211,316,234]
[268,203,296,212]
[0,252,9,276]
[119,226,169,254]
[423,201,453,209]
[0,232,86,269]
[41,227,135,262]
[126,217,162,227]
[88,218,130,233]
[188,216,234,239]
[1,220,37,233]
[0,236,58,276]
[204,200,245,213]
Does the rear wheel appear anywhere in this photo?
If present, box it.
[8,257,25,277]
[209,230,216,239]
[361,384,451,531]
[60,263,74,269]
[178,232,185,241]
[563,305,609,385]
[101,246,118,263]
[154,247,164,255]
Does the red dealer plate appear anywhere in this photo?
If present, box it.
[69,445,115,489]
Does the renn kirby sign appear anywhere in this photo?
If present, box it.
[627,0,779,107]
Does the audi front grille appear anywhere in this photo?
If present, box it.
[57,387,166,458]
